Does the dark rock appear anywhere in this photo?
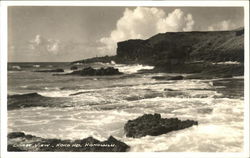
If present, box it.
[8,132,130,152]
[66,67,122,76]
[104,136,130,152]
[70,66,78,70]
[152,75,184,80]
[8,92,42,99]
[197,108,213,114]
[235,28,244,36]
[213,78,244,99]
[169,76,184,80]
[72,55,116,65]
[34,68,64,72]
[8,93,68,110]
[124,113,198,138]
[8,132,25,139]
[164,88,176,91]
[69,91,90,96]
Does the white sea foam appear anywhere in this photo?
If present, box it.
[110,60,116,65]
[113,64,154,74]
[38,90,75,97]
[44,87,61,90]
[33,64,40,68]
[212,61,241,65]
[20,85,28,88]
[74,62,83,65]
[124,124,243,152]
[11,65,21,70]
[8,69,244,152]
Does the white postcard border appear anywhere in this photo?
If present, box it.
[1,1,249,158]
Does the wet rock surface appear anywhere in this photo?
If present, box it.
[34,68,64,72]
[124,114,198,138]
[8,132,130,152]
[65,67,123,76]
[8,93,68,110]
[70,66,78,70]
[152,75,184,80]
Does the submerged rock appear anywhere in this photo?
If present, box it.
[70,66,78,70]
[152,75,184,80]
[8,92,42,99]
[7,92,68,110]
[66,67,122,76]
[124,113,198,138]
[8,132,25,139]
[34,68,64,72]
[8,132,130,152]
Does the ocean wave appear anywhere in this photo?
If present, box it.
[33,65,40,68]
[44,87,61,90]
[113,64,154,74]
[8,65,22,71]
[212,61,241,65]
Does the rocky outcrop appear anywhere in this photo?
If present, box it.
[70,66,78,70]
[8,93,68,110]
[34,68,64,72]
[8,132,130,152]
[8,92,42,99]
[66,67,122,76]
[124,114,198,138]
[152,75,184,80]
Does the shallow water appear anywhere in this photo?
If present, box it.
[8,62,244,152]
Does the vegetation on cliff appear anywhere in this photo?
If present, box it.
[73,28,244,77]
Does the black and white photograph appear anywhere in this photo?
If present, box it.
[0,1,249,158]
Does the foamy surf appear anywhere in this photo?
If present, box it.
[113,64,154,74]
[8,62,244,152]
[8,95,243,152]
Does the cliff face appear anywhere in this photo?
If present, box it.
[72,29,244,76]
[116,29,244,66]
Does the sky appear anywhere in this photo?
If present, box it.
[8,6,244,62]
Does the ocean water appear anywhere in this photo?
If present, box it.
[8,62,244,152]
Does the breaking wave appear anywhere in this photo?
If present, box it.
[113,64,154,74]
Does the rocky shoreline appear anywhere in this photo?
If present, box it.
[8,132,129,152]
[8,113,198,152]
[65,67,122,76]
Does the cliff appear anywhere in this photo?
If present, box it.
[73,28,244,76]
[116,29,244,65]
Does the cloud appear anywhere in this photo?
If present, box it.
[208,20,236,31]
[29,34,61,55]
[25,34,101,61]
[99,7,195,54]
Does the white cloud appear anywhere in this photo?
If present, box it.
[99,7,195,55]
[29,34,61,54]
[47,39,60,54]
[208,20,236,31]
